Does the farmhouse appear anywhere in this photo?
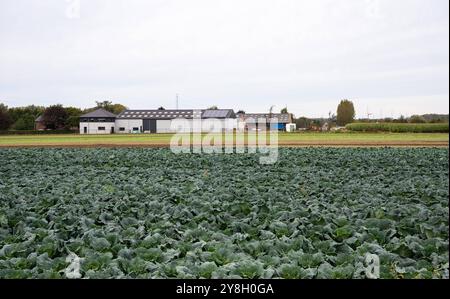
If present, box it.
[79,108,117,134]
[79,108,237,134]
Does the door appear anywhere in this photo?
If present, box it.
[143,119,157,133]
[111,127,115,134]
[83,127,87,134]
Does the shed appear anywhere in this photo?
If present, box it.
[35,115,46,130]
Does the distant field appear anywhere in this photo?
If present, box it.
[346,123,449,133]
[0,132,448,147]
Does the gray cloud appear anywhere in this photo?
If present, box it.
[0,0,448,118]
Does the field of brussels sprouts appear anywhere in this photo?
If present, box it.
[0,148,448,279]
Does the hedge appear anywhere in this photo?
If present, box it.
[346,123,449,133]
[0,130,78,135]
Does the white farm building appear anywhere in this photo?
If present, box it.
[79,108,237,134]
[79,108,117,134]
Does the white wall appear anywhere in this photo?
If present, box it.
[80,118,239,134]
[237,120,246,132]
[170,119,194,133]
[115,119,143,133]
[201,119,221,132]
[80,122,115,134]
[156,120,172,133]
[168,119,238,133]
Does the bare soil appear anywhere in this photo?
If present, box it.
[1,141,448,148]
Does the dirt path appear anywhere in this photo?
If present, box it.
[1,141,448,148]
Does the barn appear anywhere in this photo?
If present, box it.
[115,109,236,133]
[79,108,236,134]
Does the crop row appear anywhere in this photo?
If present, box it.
[0,148,448,279]
[345,123,449,133]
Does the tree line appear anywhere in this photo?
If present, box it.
[0,101,127,131]
[1,99,447,132]
[293,100,448,131]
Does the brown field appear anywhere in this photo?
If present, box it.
[0,132,448,148]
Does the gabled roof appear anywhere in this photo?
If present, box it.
[35,115,43,122]
[116,109,236,119]
[80,108,117,118]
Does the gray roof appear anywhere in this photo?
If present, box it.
[241,113,291,123]
[35,115,43,122]
[202,109,236,118]
[80,108,117,118]
[116,109,235,120]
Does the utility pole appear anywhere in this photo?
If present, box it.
[269,105,274,118]
[176,94,179,110]
[366,106,372,121]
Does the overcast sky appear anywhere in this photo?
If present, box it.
[0,0,448,118]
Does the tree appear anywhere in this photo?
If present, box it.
[158,106,166,110]
[66,116,80,129]
[65,107,83,116]
[65,107,83,129]
[13,115,36,130]
[394,115,408,123]
[0,103,13,130]
[281,107,288,114]
[7,105,45,128]
[42,105,68,129]
[409,115,426,123]
[336,99,355,126]
[429,118,446,123]
[236,110,245,115]
[92,101,126,114]
[96,100,113,111]
[295,117,311,129]
[208,105,218,110]
[328,111,336,120]
[6,105,46,130]
[311,119,325,129]
[110,103,127,114]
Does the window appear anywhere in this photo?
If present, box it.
[83,117,116,123]
[98,127,106,131]
[132,127,139,131]
[119,127,125,131]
